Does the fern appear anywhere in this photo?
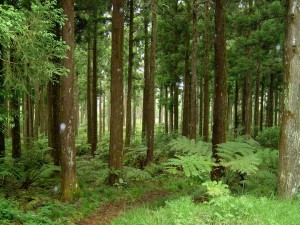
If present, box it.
[217,141,262,175]
[123,166,152,181]
[164,155,214,179]
[168,136,211,156]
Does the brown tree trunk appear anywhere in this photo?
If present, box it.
[182,37,190,137]
[164,85,169,134]
[142,14,149,141]
[60,0,79,201]
[212,0,227,180]
[40,85,46,135]
[91,20,98,156]
[102,93,106,135]
[170,84,174,132]
[203,0,210,142]
[11,92,21,159]
[190,0,198,140]
[125,0,134,146]
[278,0,300,198]
[146,0,157,164]
[0,36,5,157]
[253,62,260,137]
[87,38,92,146]
[234,79,239,136]
[260,82,264,131]
[34,85,40,140]
[199,77,203,136]
[99,92,102,140]
[267,74,274,127]
[108,0,125,185]
[74,72,79,136]
[274,88,278,126]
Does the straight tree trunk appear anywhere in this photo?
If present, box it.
[11,92,21,159]
[108,0,125,185]
[170,84,174,132]
[102,93,105,135]
[234,79,239,136]
[164,85,169,134]
[260,82,264,131]
[34,85,40,140]
[212,0,227,180]
[0,33,5,157]
[87,39,92,146]
[142,14,149,140]
[254,62,260,137]
[60,0,79,201]
[190,0,198,140]
[146,0,157,164]
[40,85,45,135]
[91,20,98,156]
[203,0,210,142]
[267,74,274,127]
[182,37,190,137]
[99,92,102,140]
[125,0,134,146]
[199,77,203,136]
[278,0,300,198]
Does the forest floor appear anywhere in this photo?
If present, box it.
[77,189,171,225]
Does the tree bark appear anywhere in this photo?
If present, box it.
[253,62,260,137]
[125,0,134,146]
[164,85,169,134]
[11,93,21,159]
[182,36,190,137]
[266,74,274,127]
[190,0,198,140]
[260,82,264,131]
[234,79,239,136]
[146,0,157,164]
[87,38,92,147]
[108,0,125,185]
[212,0,227,180]
[60,0,79,201]
[203,0,210,142]
[91,20,98,156]
[0,36,5,157]
[142,13,149,141]
[278,0,300,198]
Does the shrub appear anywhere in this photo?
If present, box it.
[256,126,280,149]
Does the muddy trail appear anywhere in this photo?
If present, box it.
[76,190,171,225]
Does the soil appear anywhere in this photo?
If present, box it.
[76,190,171,225]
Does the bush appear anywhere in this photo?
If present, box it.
[256,127,280,149]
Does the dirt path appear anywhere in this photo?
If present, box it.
[76,190,171,225]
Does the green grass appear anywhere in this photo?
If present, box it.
[111,195,300,225]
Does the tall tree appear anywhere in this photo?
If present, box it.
[203,0,210,142]
[211,0,227,180]
[125,0,134,146]
[91,19,98,156]
[190,0,198,140]
[108,0,125,185]
[278,0,300,199]
[0,0,5,157]
[60,0,79,201]
[146,0,157,164]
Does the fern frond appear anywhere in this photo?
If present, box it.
[217,141,262,175]
[164,154,214,179]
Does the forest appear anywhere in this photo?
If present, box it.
[1,0,300,224]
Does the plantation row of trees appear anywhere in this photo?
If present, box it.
[0,0,299,201]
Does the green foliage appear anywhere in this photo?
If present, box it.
[217,140,262,175]
[256,126,280,149]
[164,155,213,180]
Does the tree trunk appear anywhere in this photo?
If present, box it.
[267,74,274,127]
[142,15,149,140]
[164,85,169,134]
[102,93,106,135]
[146,0,157,164]
[253,62,260,137]
[40,85,46,135]
[234,79,239,137]
[203,0,210,142]
[108,0,125,185]
[212,0,227,180]
[87,38,92,146]
[199,77,203,136]
[0,36,5,157]
[170,84,174,132]
[190,0,198,140]
[91,20,98,156]
[11,93,21,159]
[182,36,190,137]
[34,85,40,140]
[125,0,134,146]
[260,82,264,131]
[278,0,300,198]
[60,0,79,201]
